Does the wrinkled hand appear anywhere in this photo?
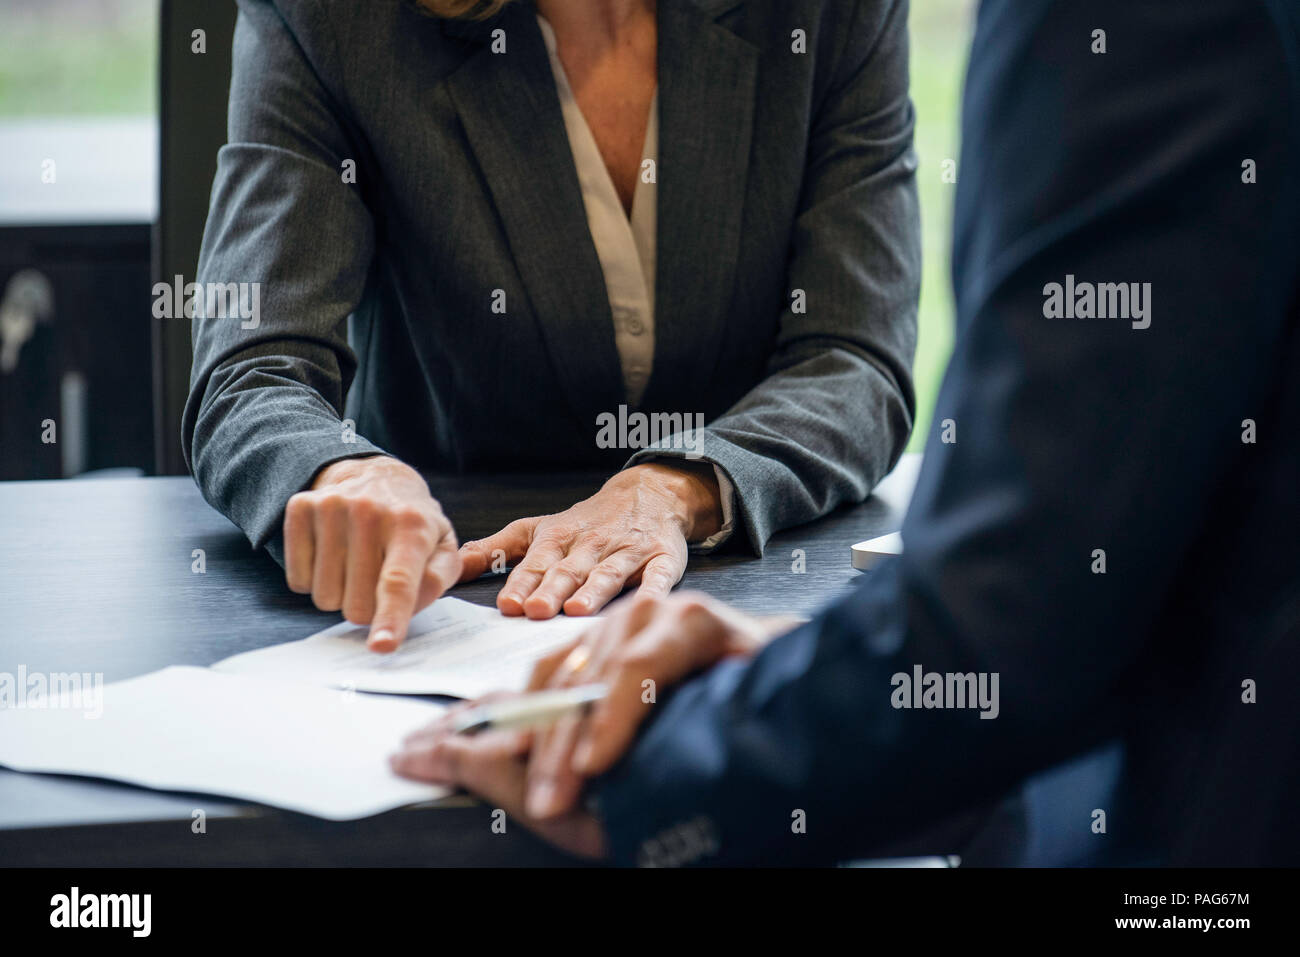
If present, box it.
[457,462,723,619]
[283,455,461,652]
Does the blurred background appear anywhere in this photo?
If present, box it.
[0,0,975,480]
[908,0,974,452]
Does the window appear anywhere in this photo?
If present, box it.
[0,0,158,224]
[909,0,975,449]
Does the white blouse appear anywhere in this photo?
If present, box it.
[537,13,657,406]
[538,13,735,549]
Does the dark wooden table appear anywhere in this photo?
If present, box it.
[0,456,919,865]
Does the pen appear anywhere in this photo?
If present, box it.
[452,683,609,735]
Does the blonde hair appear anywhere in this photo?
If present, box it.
[415,0,516,19]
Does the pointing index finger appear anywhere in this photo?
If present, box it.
[368,532,436,652]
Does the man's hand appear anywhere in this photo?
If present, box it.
[391,591,785,842]
[390,717,610,861]
[283,456,461,652]
[518,591,776,818]
[457,462,724,619]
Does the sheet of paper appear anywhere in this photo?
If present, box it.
[0,666,446,821]
[213,596,593,698]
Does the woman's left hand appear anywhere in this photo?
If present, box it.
[457,462,723,618]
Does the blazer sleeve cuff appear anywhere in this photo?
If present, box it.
[591,656,755,867]
[209,431,389,562]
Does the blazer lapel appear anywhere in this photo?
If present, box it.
[440,0,758,423]
[641,0,758,412]
[442,4,626,427]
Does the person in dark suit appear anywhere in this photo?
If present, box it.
[392,0,1300,866]
[183,0,920,649]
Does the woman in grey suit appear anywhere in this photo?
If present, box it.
[184,0,919,649]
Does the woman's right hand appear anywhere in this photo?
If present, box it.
[283,456,461,651]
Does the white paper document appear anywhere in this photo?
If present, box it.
[213,596,593,698]
[0,666,447,820]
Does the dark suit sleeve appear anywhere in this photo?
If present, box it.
[182,0,386,559]
[593,0,1299,866]
[626,0,920,554]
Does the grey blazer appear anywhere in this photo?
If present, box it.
[183,0,920,557]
